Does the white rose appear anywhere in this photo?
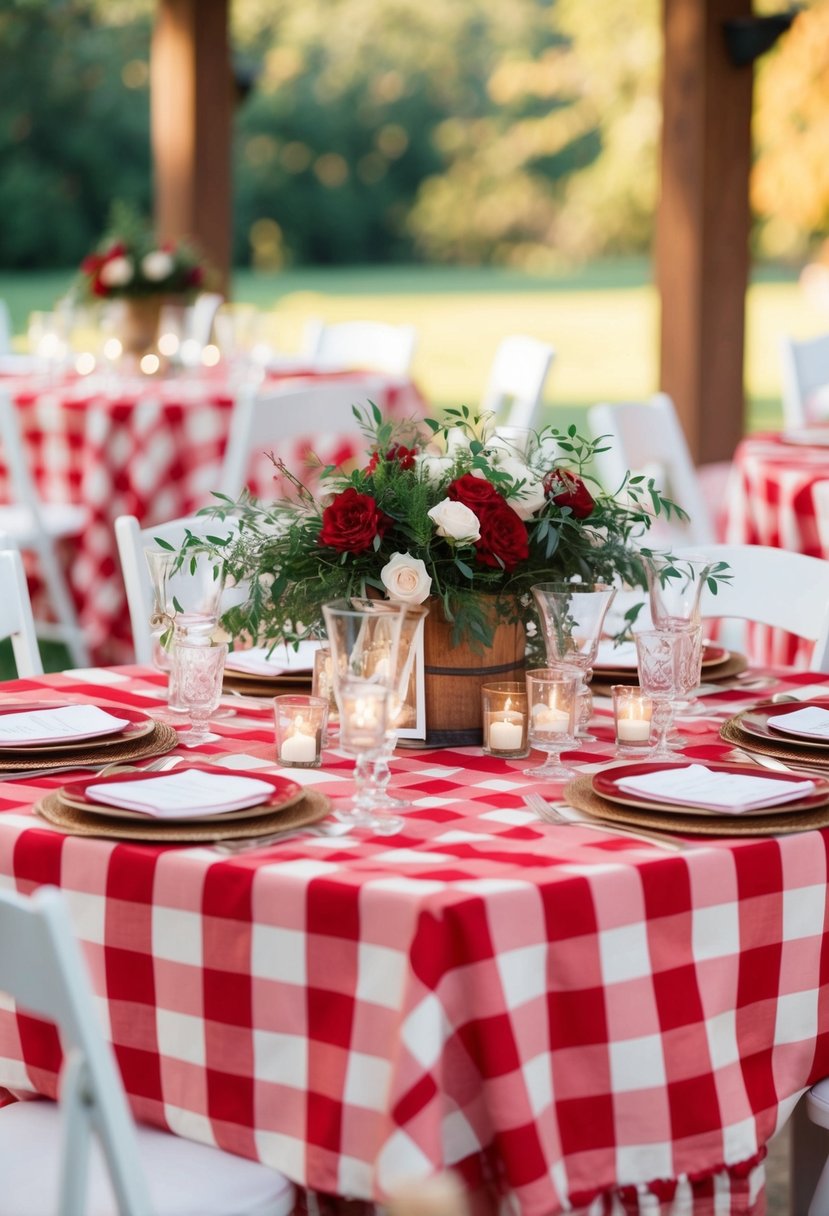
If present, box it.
[496,457,546,520]
[427,499,481,542]
[416,453,454,485]
[446,427,471,456]
[258,572,275,589]
[99,256,134,288]
[380,552,432,604]
[141,250,175,282]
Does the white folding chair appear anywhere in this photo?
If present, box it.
[671,542,829,671]
[218,377,388,499]
[0,547,44,677]
[0,392,90,666]
[303,319,417,376]
[779,333,829,428]
[0,885,294,1216]
[185,292,225,348]
[587,393,725,546]
[479,335,555,434]
[115,513,239,666]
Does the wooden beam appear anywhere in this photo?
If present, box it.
[150,0,232,294]
[656,0,753,463]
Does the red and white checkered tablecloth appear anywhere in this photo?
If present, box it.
[0,369,424,666]
[724,431,829,666]
[4,666,829,1214]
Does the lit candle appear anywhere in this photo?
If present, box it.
[341,686,387,751]
[488,716,524,752]
[616,696,651,743]
[532,699,570,734]
[279,715,318,763]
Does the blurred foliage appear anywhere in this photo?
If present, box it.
[2,0,829,269]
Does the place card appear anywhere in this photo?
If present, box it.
[767,706,829,739]
[0,705,131,747]
[85,771,275,818]
[225,640,321,676]
[617,764,815,814]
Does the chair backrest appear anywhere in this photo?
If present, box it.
[0,547,43,677]
[115,513,238,665]
[186,292,225,348]
[587,393,716,545]
[0,298,11,355]
[0,885,153,1215]
[779,333,829,428]
[672,542,829,671]
[304,319,417,376]
[479,335,555,432]
[218,378,387,499]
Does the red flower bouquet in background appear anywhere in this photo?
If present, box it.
[183,405,689,654]
[74,202,208,302]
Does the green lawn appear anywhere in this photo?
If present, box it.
[3,258,825,433]
[1,257,824,677]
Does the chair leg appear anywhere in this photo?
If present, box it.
[34,538,90,667]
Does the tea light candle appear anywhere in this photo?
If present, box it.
[617,714,651,742]
[279,715,318,763]
[532,701,570,733]
[340,685,387,752]
[612,686,653,749]
[488,713,524,753]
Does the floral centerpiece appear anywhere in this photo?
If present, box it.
[178,405,690,744]
[75,203,207,302]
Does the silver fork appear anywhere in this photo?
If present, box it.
[0,754,184,783]
[522,792,688,852]
[212,822,347,854]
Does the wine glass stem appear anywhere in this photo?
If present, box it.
[651,699,674,753]
[353,750,382,813]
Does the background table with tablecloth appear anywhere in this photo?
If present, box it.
[0,368,425,664]
[3,664,829,1214]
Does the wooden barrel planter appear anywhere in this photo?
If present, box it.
[421,597,526,747]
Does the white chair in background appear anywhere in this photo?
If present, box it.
[0,299,11,355]
[479,335,555,433]
[303,319,417,376]
[185,291,225,348]
[671,542,829,672]
[115,513,239,666]
[587,393,728,546]
[218,377,388,499]
[0,547,43,677]
[812,481,829,558]
[0,885,295,1216]
[779,333,829,429]
[0,392,90,666]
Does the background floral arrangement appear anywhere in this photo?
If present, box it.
[182,405,688,654]
[75,202,207,302]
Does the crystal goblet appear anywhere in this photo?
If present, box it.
[531,581,617,741]
[634,626,703,761]
[171,632,228,748]
[524,668,580,780]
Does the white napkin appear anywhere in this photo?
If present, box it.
[85,770,276,819]
[225,641,321,677]
[0,705,131,747]
[767,706,829,739]
[594,639,639,669]
[617,764,815,814]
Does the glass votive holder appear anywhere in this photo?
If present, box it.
[273,694,328,768]
[338,682,388,754]
[481,681,529,759]
[611,684,654,756]
[311,646,338,742]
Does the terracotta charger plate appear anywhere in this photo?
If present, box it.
[0,704,154,755]
[58,766,304,823]
[591,759,829,817]
[735,701,829,751]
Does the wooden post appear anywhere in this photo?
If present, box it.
[150,0,232,294]
[656,0,753,463]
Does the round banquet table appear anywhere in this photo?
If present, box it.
[1,662,829,1215]
[0,365,425,665]
[724,429,829,666]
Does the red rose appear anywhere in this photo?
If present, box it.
[475,501,530,570]
[544,469,595,519]
[446,473,504,512]
[366,444,418,474]
[319,487,390,554]
[187,266,205,287]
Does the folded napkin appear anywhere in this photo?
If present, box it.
[0,705,131,747]
[85,771,275,819]
[225,641,321,677]
[767,706,829,739]
[617,764,815,814]
[594,639,639,669]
